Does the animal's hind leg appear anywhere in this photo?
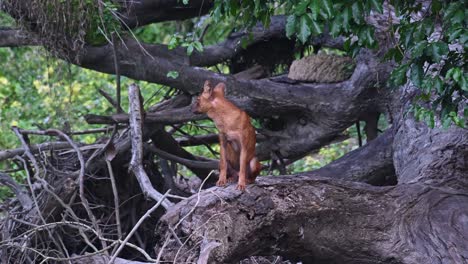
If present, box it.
[246,157,261,184]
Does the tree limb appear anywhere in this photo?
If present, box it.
[0,141,73,162]
[148,145,218,170]
[0,28,39,47]
[128,84,173,209]
[316,128,396,185]
[0,172,33,210]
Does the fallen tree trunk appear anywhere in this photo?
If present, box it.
[156,116,468,264]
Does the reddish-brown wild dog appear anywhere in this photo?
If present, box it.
[192,80,262,191]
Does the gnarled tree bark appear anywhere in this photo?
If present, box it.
[1,1,466,264]
[156,115,468,264]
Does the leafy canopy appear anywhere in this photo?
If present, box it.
[211,0,467,128]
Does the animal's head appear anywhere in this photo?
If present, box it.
[192,80,226,114]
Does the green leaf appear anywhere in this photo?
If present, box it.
[342,6,351,32]
[343,38,351,51]
[433,77,444,94]
[370,0,383,13]
[427,42,449,61]
[460,30,468,44]
[431,0,441,14]
[389,63,409,86]
[168,36,179,50]
[286,15,297,38]
[421,19,433,37]
[403,26,415,48]
[330,16,341,37]
[384,47,403,63]
[295,0,310,16]
[228,0,239,16]
[352,2,364,24]
[410,63,424,87]
[446,68,462,83]
[298,15,311,43]
[461,74,468,92]
[365,27,376,48]
[193,41,204,52]
[410,41,428,58]
[444,2,462,21]
[241,33,254,49]
[321,0,333,18]
[186,44,194,55]
[308,13,323,34]
[357,26,375,47]
[309,0,320,20]
[212,5,222,22]
[166,71,179,79]
[448,28,463,42]
[451,9,464,25]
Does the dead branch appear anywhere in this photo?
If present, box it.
[109,190,171,264]
[98,89,125,113]
[111,33,123,113]
[0,28,40,47]
[176,134,220,146]
[85,105,204,125]
[38,128,109,251]
[0,172,33,210]
[128,83,173,209]
[11,128,70,258]
[148,145,218,170]
[105,159,122,239]
[0,141,72,162]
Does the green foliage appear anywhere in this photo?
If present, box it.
[1,1,466,204]
[213,0,467,128]
[386,0,467,128]
[84,0,122,45]
[288,139,357,173]
[0,47,169,150]
[3,0,122,48]
[167,71,179,79]
[0,45,171,200]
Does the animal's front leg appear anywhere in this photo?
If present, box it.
[237,145,248,191]
[217,134,228,187]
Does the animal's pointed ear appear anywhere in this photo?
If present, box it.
[202,80,213,98]
[214,82,226,97]
[203,80,212,91]
[203,80,212,92]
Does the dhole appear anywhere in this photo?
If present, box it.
[192,81,262,191]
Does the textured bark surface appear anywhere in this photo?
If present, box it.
[1,2,466,264]
[155,116,468,264]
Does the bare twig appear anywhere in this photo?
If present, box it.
[148,145,218,169]
[128,84,173,209]
[0,172,33,210]
[197,241,221,264]
[176,133,219,146]
[98,89,125,113]
[171,126,218,156]
[111,33,122,113]
[46,129,109,252]
[68,126,122,135]
[11,129,68,258]
[106,160,122,240]
[0,141,71,162]
[156,234,171,264]
[109,190,171,264]
[175,171,214,229]
[15,155,99,253]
